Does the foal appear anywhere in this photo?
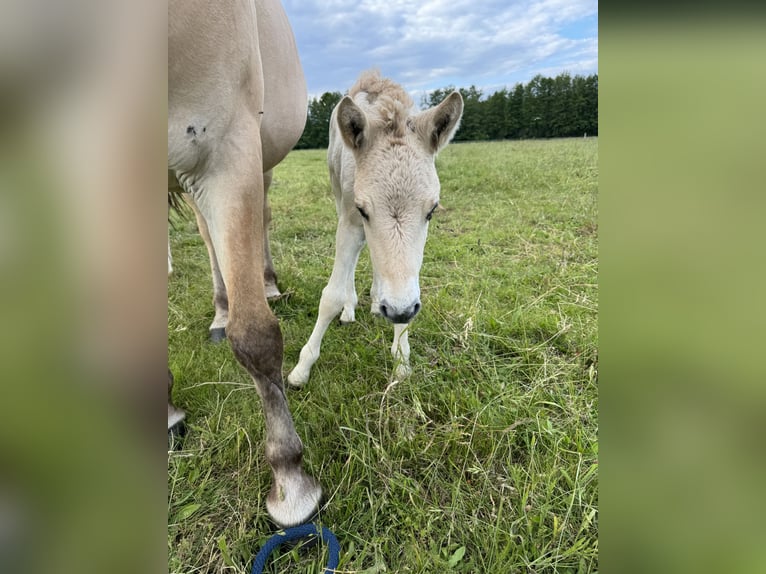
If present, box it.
[288,70,463,386]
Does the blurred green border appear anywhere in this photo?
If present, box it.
[601,15,766,573]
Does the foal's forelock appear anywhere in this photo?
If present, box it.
[369,96,411,139]
[349,69,415,142]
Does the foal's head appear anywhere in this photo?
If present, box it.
[336,90,463,323]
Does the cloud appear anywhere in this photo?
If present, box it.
[282,0,597,97]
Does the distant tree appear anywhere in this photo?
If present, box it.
[296,91,342,149]
[584,74,598,136]
[485,88,509,140]
[522,75,543,138]
[507,83,524,139]
[297,72,598,147]
[454,86,486,141]
[420,86,456,109]
[538,75,556,137]
[551,73,574,136]
[571,75,588,136]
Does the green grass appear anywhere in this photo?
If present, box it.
[168,138,598,573]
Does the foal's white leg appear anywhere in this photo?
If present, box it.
[288,218,365,386]
[370,270,382,317]
[392,323,412,379]
[339,287,357,324]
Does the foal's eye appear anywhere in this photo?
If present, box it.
[426,204,439,221]
[356,206,369,221]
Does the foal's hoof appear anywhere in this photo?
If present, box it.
[168,420,187,450]
[209,327,226,343]
[267,473,323,528]
[393,362,412,380]
[339,307,356,324]
[286,366,310,388]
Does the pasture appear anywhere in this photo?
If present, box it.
[168,138,598,573]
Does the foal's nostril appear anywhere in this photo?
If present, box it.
[379,300,419,323]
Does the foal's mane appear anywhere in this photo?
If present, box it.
[349,69,414,139]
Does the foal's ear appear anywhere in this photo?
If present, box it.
[415,91,464,154]
[337,96,368,151]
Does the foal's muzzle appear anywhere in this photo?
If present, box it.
[379,300,421,324]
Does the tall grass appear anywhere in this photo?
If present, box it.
[168,138,598,573]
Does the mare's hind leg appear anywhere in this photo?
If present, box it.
[194,140,320,527]
[189,171,278,344]
[288,215,365,387]
[263,170,281,300]
[187,196,229,343]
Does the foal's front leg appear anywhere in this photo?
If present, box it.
[370,269,382,317]
[391,323,412,379]
[370,274,412,379]
[288,216,365,387]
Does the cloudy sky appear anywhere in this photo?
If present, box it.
[282,0,598,103]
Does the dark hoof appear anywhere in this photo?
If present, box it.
[167,420,187,450]
[209,327,226,343]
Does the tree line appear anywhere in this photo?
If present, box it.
[295,72,598,149]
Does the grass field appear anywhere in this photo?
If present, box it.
[168,138,598,573]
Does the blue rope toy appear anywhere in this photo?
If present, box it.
[251,523,340,574]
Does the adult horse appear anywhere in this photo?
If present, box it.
[288,70,463,386]
[168,0,321,527]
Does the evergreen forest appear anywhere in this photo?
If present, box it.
[296,72,598,149]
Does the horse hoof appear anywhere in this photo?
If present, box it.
[168,404,187,449]
[393,362,412,380]
[265,284,281,300]
[286,367,309,388]
[266,473,323,528]
[168,403,186,430]
[168,420,187,450]
[209,327,226,343]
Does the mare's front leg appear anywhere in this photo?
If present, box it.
[288,215,365,387]
[194,135,320,527]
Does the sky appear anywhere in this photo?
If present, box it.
[282,0,598,104]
